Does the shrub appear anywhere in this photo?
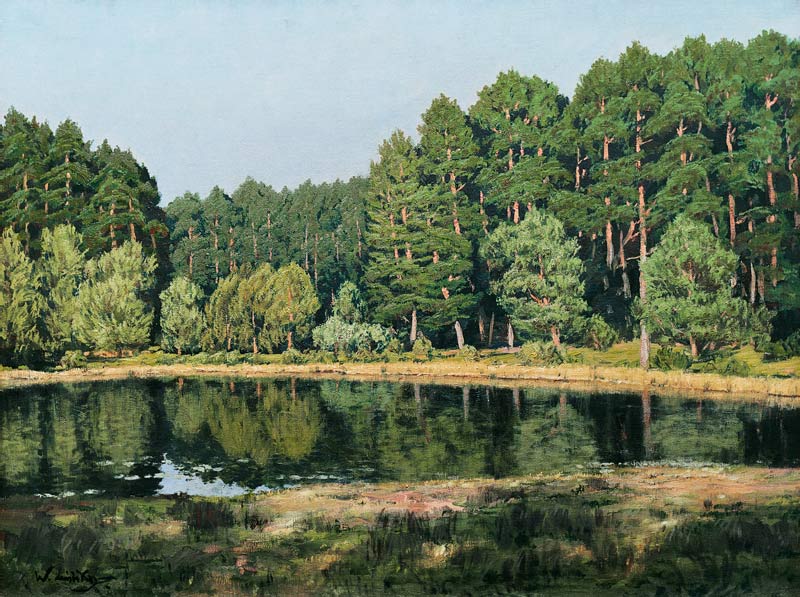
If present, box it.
[60,350,88,369]
[460,344,480,361]
[757,331,800,362]
[721,357,751,377]
[651,345,693,371]
[305,350,336,364]
[519,341,565,366]
[312,316,394,356]
[583,315,618,351]
[350,349,384,363]
[385,337,403,355]
[411,335,433,361]
[281,348,304,364]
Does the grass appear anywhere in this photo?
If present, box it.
[0,341,797,398]
[2,466,800,595]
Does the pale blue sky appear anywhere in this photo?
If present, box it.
[1,1,798,205]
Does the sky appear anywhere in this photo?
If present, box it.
[1,1,798,206]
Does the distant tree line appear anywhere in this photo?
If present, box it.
[0,31,797,368]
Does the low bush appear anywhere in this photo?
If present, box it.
[518,341,566,366]
[583,315,618,351]
[411,335,433,361]
[757,331,800,362]
[651,346,693,371]
[459,344,480,361]
[281,348,304,364]
[59,350,88,369]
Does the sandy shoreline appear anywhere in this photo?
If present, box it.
[0,360,797,401]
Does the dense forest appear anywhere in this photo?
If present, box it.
[0,31,798,368]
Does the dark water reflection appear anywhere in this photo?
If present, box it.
[1,378,798,497]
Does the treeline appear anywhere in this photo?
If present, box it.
[360,31,799,366]
[165,177,367,312]
[1,31,799,368]
[0,109,168,270]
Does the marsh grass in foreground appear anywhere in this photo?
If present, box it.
[3,473,800,595]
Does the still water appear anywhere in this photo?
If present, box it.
[1,377,798,497]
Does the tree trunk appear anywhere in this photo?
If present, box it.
[478,307,486,343]
[287,330,293,350]
[638,184,650,369]
[619,229,631,298]
[177,346,182,356]
[252,310,258,354]
[728,194,736,246]
[689,336,698,358]
[749,261,757,305]
[605,217,614,270]
[550,326,561,348]
[454,320,465,350]
[410,309,417,344]
[488,312,495,346]
[507,321,514,349]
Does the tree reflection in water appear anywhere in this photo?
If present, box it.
[1,378,799,497]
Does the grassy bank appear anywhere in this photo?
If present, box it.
[2,466,800,595]
[0,341,798,399]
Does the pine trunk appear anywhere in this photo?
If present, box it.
[507,321,514,349]
[488,312,495,346]
[550,326,561,348]
[638,184,650,369]
[410,309,417,343]
[454,321,465,350]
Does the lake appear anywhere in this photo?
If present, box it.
[1,377,798,498]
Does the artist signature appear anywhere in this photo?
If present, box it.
[32,566,116,593]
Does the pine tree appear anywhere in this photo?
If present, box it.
[482,209,587,346]
[160,277,205,355]
[234,263,274,354]
[37,224,85,358]
[205,271,245,352]
[74,240,156,356]
[640,217,770,357]
[364,130,424,339]
[262,263,319,351]
[0,229,42,363]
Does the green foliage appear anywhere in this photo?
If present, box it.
[281,348,305,364]
[0,229,42,364]
[459,344,480,361]
[73,240,156,355]
[483,209,588,346]
[312,316,393,356]
[261,263,320,351]
[411,334,433,361]
[160,277,205,355]
[583,314,618,351]
[37,224,85,359]
[333,280,365,323]
[518,341,566,366]
[204,271,242,351]
[757,330,800,362]
[641,217,771,357]
[59,350,87,370]
[651,345,693,371]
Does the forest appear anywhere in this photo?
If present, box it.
[0,31,798,370]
